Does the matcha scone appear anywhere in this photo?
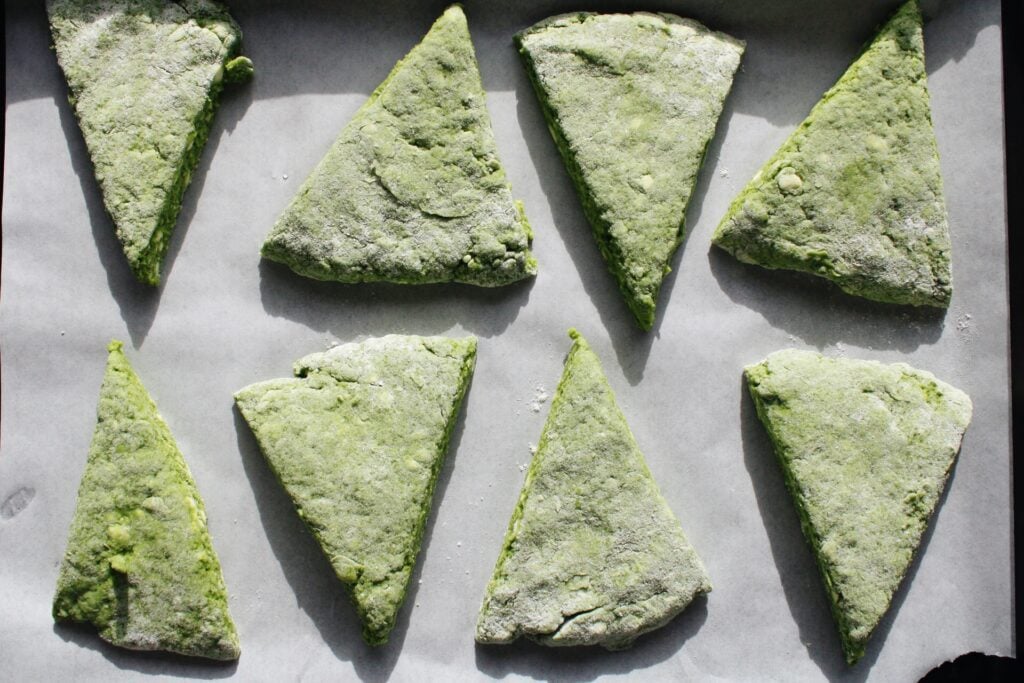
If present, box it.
[713,0,952,307]
[53,341,239,660]
[745,349,972,663]
[477,330,710,649]
[47,0,253,286]
[517,13,743,329]
[234,335,476,645]
[262,6,536,286]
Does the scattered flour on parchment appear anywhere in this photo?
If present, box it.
[529,384,549,413]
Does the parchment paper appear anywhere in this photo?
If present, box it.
[1,1,1011,680]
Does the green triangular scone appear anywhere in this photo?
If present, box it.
[262,6,536,287]
[53,341,239,660]
[744,349,972,664]
[47,0,253,286]
[713,0,952,307]
[517,14,743,330]
[477,330,710,649]
[234,335,476,645]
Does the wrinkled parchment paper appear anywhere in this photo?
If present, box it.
[2,1,1010,680]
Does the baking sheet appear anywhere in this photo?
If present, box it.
[1,0,1011,680]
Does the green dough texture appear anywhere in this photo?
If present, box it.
[712,0,952,307]
[261,5,536,287]
[47,0,252,286]
[53,341,240,660]
[477,329,710,649]
[517,13,743,329]
[744,349,972,663]
[234,335,476,645]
